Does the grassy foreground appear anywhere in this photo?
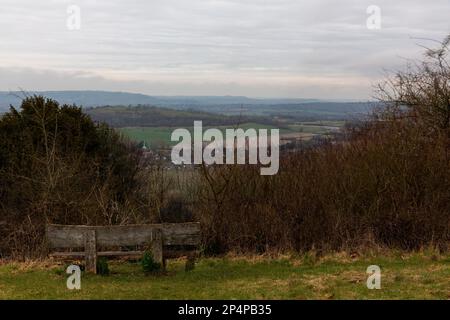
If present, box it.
[0,252,448,299]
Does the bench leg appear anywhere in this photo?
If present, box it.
[84,229,97,274]
[151,229,163,267]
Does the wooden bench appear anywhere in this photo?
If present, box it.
[46,222,201,274]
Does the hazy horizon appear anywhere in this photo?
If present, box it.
[0,89,369,102]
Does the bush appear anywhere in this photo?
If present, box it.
[195,37,450,254]
[96,257,110,276]
[196,117,450,254]
[141,251,161,274]
[0,95,142,258]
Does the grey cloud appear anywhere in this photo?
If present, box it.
[0,0,449,98]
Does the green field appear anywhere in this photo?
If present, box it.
[1,253,448,299]
[118,121,344,148]
[119,123,295,148]
[119,127,176,147]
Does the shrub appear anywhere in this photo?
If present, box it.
[96,257,110,276]
[0,95,142,258]
[141,251,161,274]
[195,37,450,254]
[185,257,196,272]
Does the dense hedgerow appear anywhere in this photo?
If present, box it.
[195,37,450,254]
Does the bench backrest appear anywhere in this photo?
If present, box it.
[46,222,201,249]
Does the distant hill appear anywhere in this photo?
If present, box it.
[0,91,160,111]
[0,91,319,111]
[86,105,276,128]
[187,101,374,120]
[0,90,375,121]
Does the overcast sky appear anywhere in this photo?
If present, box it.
[0,0,449,99]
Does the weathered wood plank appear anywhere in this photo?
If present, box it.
[46,223,201,248]
[46,224,85,248]
[49,252,85,257]
[50,249,197,258]
[98,251,142,257]
[84,229,97,274]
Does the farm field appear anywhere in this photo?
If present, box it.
[119,121,343,148]
[0,252,448,299]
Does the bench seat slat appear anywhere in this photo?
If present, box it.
[46,223,201,248]
[50,250,197,258]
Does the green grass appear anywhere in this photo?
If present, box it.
[119,127,176,147]
[119,123,293,148]
[287,121,345,135]
[1,253,448,299]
